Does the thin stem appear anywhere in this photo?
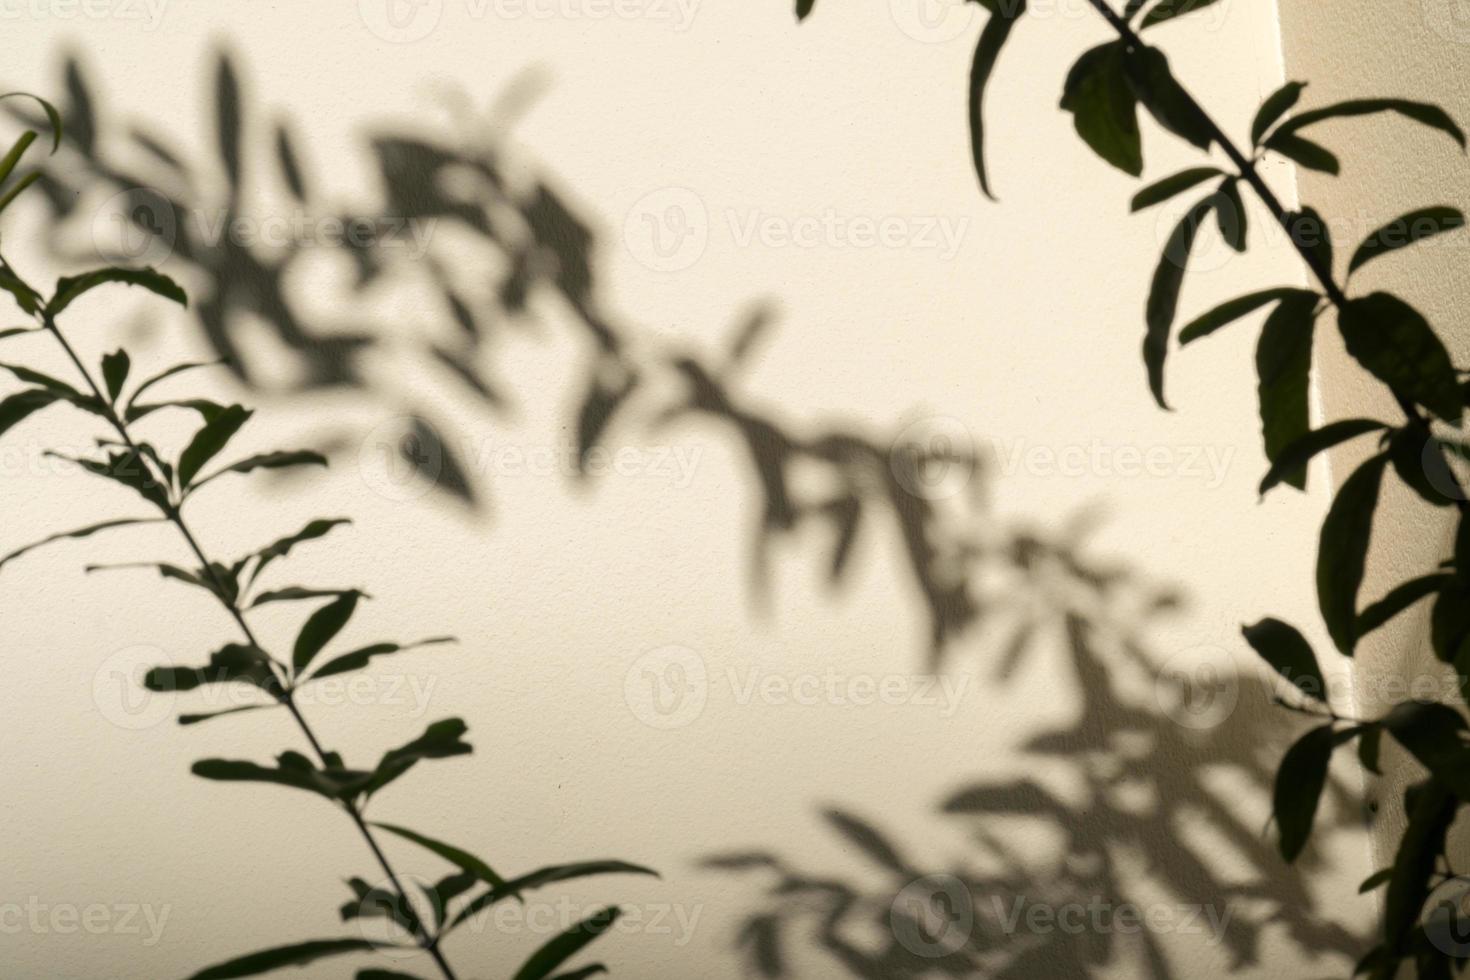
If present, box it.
[1084,0,1469,512]
[37,309,460,980]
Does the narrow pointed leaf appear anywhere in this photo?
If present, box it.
[177,405,252,488]
[275,123,307,201]
[1274,98,1466,149]
[1139,0,1225,28]
[0,93,62,152]
[1348,206,1465,276]
[144,643,275,693]
[101,349,130,402]
[449,861,659,932]
[0,516,162,572]
[513,907,622,980]
[0,130,37,189]
[1130,166,1221,212]
[1384,781,1457,949]
[371,822,511,892]
[795,0,814,20]
[187,938,386,980]
[1144,194,1216,407]
[193,449,327,490]
[307,636,456,681]
[968,0,1026,200]
[1259,418,1386,496]
[1252,81,1306,145]
[126,399,227,423]
[359,717,472,797]
[1265,132,1339,174]
[250,586,364,609]
[1317,453,1388,654]
[1357,573,1452,636]
[1123,45,1212,149]
[1216,179,1247,251]
[126,360,225,406]
[1338,293,1461,423]
[1061,42,1143,177]
[178,703,277,726]
[216,54,243,187]
[293,591,360,674]
[246,518,351,586]
[47,266,186,318]
[0,388,61,438]
[1272,723,1333,862]
[1389,425,1454,506]
[1255,291,1318,490]
[1242,618,1326,701]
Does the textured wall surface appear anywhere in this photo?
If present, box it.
[0,2,1394,977]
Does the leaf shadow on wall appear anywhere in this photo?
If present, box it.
[705,606,1370,978]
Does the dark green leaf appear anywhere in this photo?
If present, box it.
[47,266,187,318]
[371,822,511,892]
[1317,453,1388,654]
[1143,194,1217,408]
[359,717,472,798]
[340,878,419,936]
[0,93,63,152]
[795,0,814,20]
[192,449,327,490]
[275,123,307,201]
[293,591,361,675]
[1272,723,1333,862]
[307,637,456,681]
[177,405,252,488]
[1176,288,1306,346]
[1252,81,1307,146]
[1242,618,1326,701]
[1130,166,1221,212]
[54,450,171,511]
[1216,179,1246,251]
[1061,41,1142,177]
[0,516,162,573]
[968,0,1026,200]
[1359,868,1393,894]
[1255,291,1318,490]
[0,130,37,190]
[187,938,386,980]
[0,388,61,438]
[1274,98,1466,149]
[0,362,95,408]
[1285,207,1334,279]
[216,54,243,187]
[1122,45,1212,150]
[1259,418,1386,496]
[1264,132,1339,174]
[101,349,130,402]
[126,399,227,424]
[1358,573,1452,636]
[449,862,659,933]
[0,266,42,314]
[1349,206,1465,276]
[1139,0,1224,29]
[1359,725,1382,775]
[513,908,622,980]
[245,518,351,586]
[1431,584,1470,665]
[126,360,225,407]
[1338,293,1462,423]
[250,586,364,609]
[178,704,277,726]
[0,326,40,342]
[422,872,478,928]
[1383,702,1470,800]
[1386,780,1456,954]
[144,643,276,693]
[1389,425,1455,507]
[86,561,208,592]
[192,751,370,802]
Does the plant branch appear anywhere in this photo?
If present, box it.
[1084,0,1468,512]
[36,307,460,980]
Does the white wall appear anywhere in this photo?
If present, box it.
[0,1,1393,977]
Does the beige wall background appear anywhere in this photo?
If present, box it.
[5,0,1457,977]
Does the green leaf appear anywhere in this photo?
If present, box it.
[126,398,227,424]
[422,872,478,928]
[126,359,226,407]
[245,517,351,586]
[216,54,243,187]
[1242,618,1326,701]
[1272,723,1333,862]
[1348,206,1465,276]
[1274,97,1466,149]
[1382,702,1470,800]
[0,130,37,190]
[1138,0,1225,29]
[1264,132,1339,174]
[46,266,187,318]
[0,516,162,573]
[1358,573,1452,636]
[0,266,41,315]
[1143,194,1217,408]
[0,388,61,439]
[1130,166,1222,212]
[1359,868,1393,894]
[178,704,277,726]
[54,450,171,511]
[0,171,40,215]
[0,92,63,152]
[1252,81,1307,146]
[1431,584,1470,665]
[1255,291,1318,490]
[101,349,130,402]
[1338,293,1462,423]
[177,405,252,488]
[191,449,327,491]
[1317,453,1388,654]
[292,591,361,675]
[371,822,511,893]
[1285,207,1333,279]
[1216,179,1246,252]
[249,586,364,609]
[275,124,308,202]
[795,0,814,20]
[306,636,456,681]
[449,862,659,933]
[1359,725,1382,776]
[86,560,209,592]
[359,717,472,798]
[513,908,622,980]
[340,878,420,936]
[0,326,40,342]
[968,0,1026,201]
[1259,418,1386,496]
[1384,780,1457,950]
[187,938,387,980]
[0,361,97,409]
[144,643,276,693]
[1122,45,1213,150]
[1061,41,1143,177]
